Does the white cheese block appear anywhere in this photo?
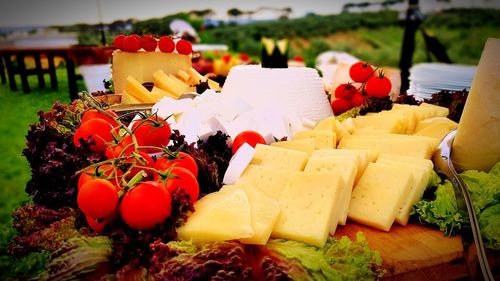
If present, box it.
[223,143,256,185]
[272,171,343,247]
[348,162,414,231]
[177,188,254,242]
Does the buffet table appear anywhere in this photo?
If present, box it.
[0,45,113,99]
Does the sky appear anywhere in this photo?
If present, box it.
[0,0,499,28]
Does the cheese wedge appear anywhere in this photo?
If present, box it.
[177,188,254,242]
[251,144,308,171]
[221,184,280,245]
[348,162,414,231]
[272,171,343,247]
[123,75,156,103]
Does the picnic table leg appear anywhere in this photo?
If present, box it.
[65,57,78,100]
[47,54,58,90]
[34,53,46,88]
[4,54,17,91]
[16,54,30,93]
[0,56,6,84]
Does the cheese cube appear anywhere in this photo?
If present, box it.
[293,130,336,149]
[237,164,289,200]
[177,188,254,242]
[304,158,358,225]
[270,138,315,156]
[251,144,308,171]
[348,162,414,231]
[272,172,343,247]
[376,154,434,225]
[221,184,280,245]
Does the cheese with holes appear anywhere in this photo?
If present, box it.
[112,50,191,94]
[272,172,343,247]
[348,162,414,231]
[177,188,254,242]
[237,164,289,200]
[251,144,308,171]
[220,184,280,245]
[270,138,315,156]
[292,130,336,149]
[376,155,433,225]
[304,158,357,225]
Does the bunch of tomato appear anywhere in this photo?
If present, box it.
[73,107,199,233]
[331,61,392,115]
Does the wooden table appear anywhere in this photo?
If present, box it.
[0,45,113,99]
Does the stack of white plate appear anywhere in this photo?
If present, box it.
[407,63,476,100]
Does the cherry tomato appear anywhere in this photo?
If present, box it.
[349,61,374,83]
[124,150,155,180]
[365,73,392,98]
[85,210,117,233]
[162,166,199,204]
[158,36,175,53]
[113,34,126,50]
[334,83,359,99]
[78,179,119,219]
[155,151,198,177]
[123,35,141,52]
[105,135,134,159]
[140,35,157,52]
[175,39,192,55]
[132,116,171,153]
[78,164,123,190]
[73,118,114,154]
[331,98,354,115]
[81,109,119,128]
[351,93,366,107]
[231,130,266,154]
[119,181,172,230]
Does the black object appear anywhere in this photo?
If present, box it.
[399,0,423,94]
[261,39,288,68]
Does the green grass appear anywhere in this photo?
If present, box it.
[0,68,85,279]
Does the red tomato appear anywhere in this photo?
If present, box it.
[365,73,392,98]
[85,210,117,233]
[331,98,354,115]
[124,150,155,180]
[119,181,172,230]
[81,109,119,128]
[123,35,141,52]
[105,135,134,159]
[113,34,126,50]
[78,164,123,190]
[231,130,266,154]
[73,118,114,153]
[175,39,192,55]
[334,83,359,99]
[78,179,119,219]
[351,93,366,107]
[154,152,198,177]
[349,61,374,83]
[158,36,175,53]
[162,167,199,204]
[132,116,171,153]
[140,35,157,52]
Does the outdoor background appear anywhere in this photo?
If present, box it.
[0,0,499,278]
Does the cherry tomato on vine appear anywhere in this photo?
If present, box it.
[334,83,359,99]
[365,72,392,98]
[162,166,199,204]
[105,135,134,159]
[85,210,117,233]
[349,61,374,83]
[81,109,119,128]
[351,93,366,107]
[155,151,198,177]
[78,164,123,190]
[131,116,171,153]
[231,130,266,154]
[119,181,172,230]
[77,179,119,219]
[73,118,114,154]
[331,98,354,115]
[124,150,155,180]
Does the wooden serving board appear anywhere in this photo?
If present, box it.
[334,223,467,280]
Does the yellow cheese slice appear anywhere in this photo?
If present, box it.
[176,188,254,242]
[121,90,143,104]
[151,86,178,100]
[348,162,414,231]
[123,75,154,103]
[251,144,308,171]
[272,171,343,247]
[237,164,289,200]
[270,138,315,156]
[313,116,350,143]
[292,130,336,149]
[153,70,184,98]
[220,184,280,245]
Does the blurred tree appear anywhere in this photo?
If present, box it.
[228,8,244,19]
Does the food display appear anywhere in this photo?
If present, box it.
[7,35,500,281]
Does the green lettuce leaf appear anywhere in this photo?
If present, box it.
[478,203,500,250]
